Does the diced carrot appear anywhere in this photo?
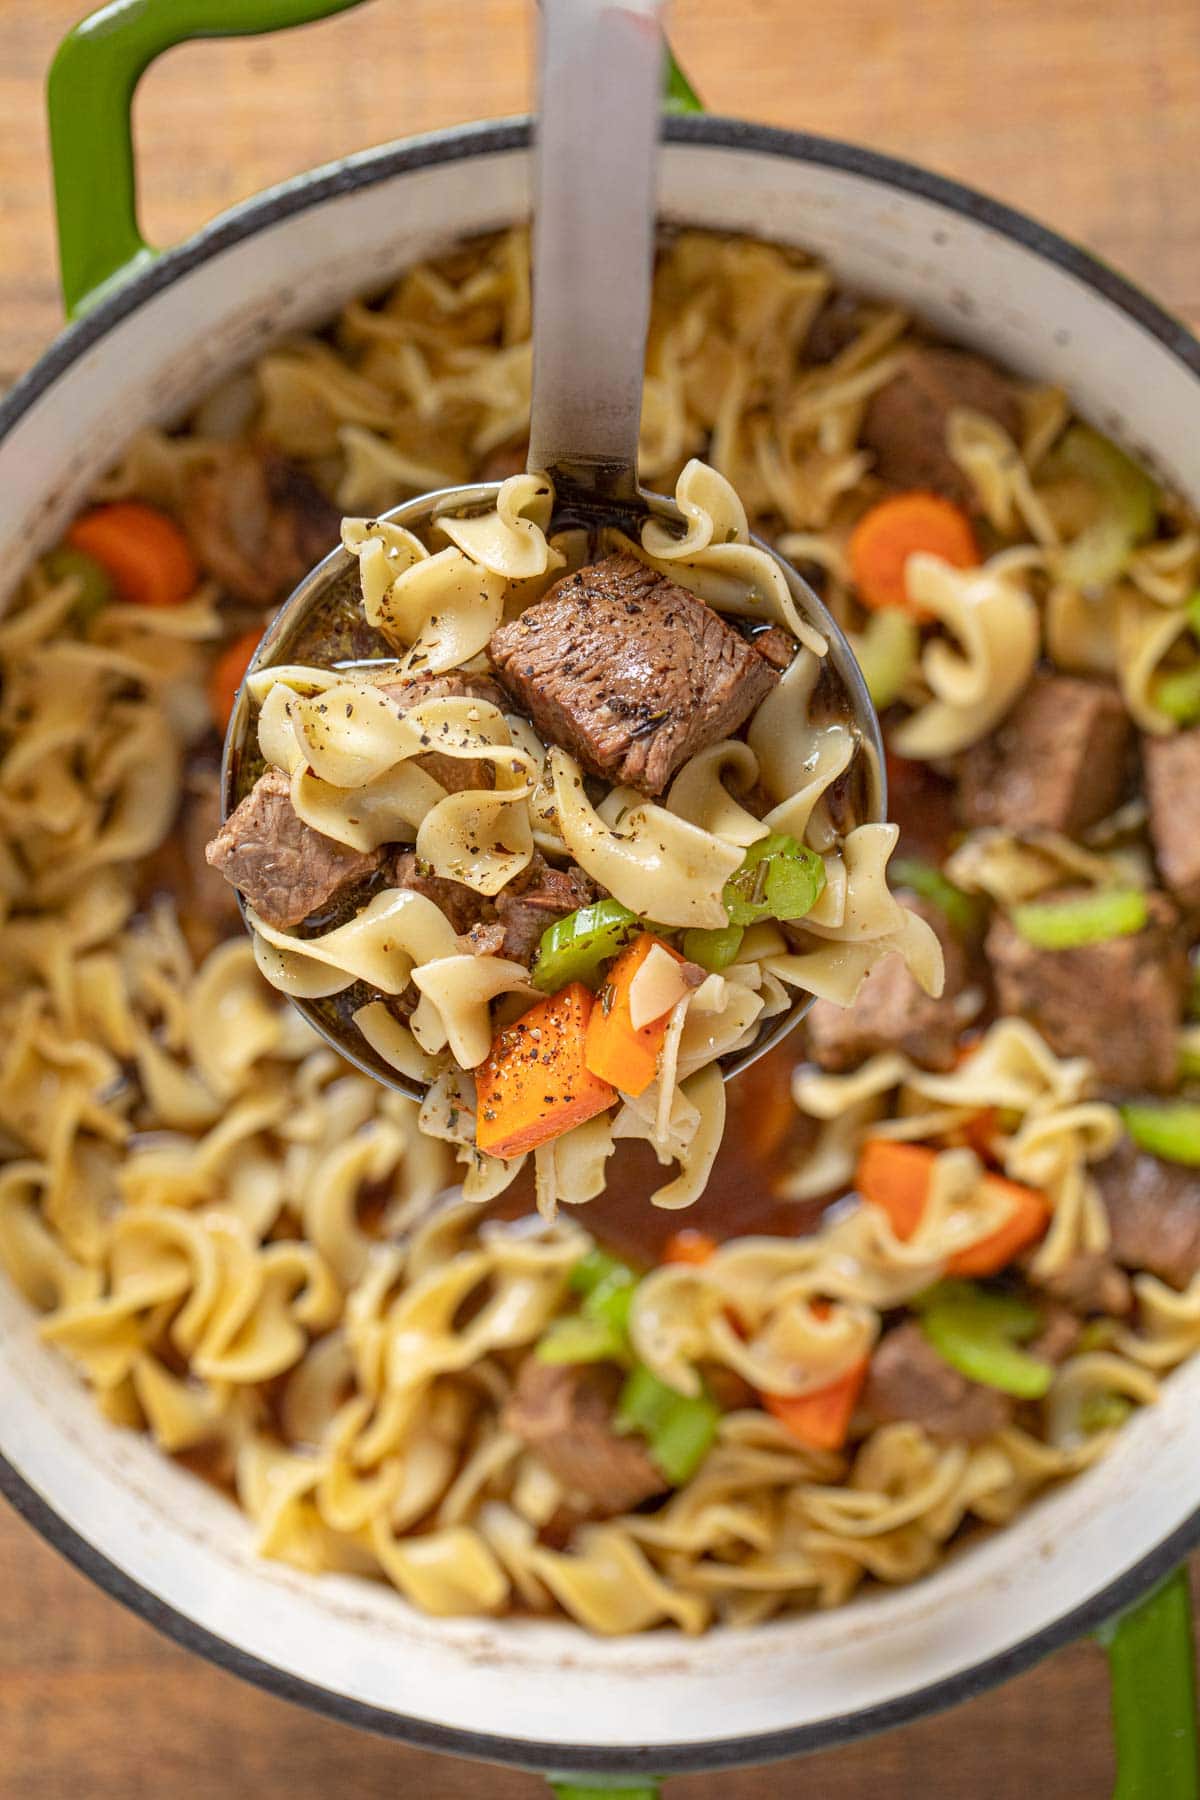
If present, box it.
[475,983,616,1161]
[208,628,263,734]
[855,1139,937,1241]
[961,1106,999,1163]
[848,492,978,616]
[67,501,198,608]
[663,1230,718,1266]
[765,1358,869,1453]
[947,1175,1051,1277]
[584,933,688,1098]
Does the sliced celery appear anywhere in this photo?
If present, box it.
[723,833,825,928]
[1011,888,1147,950]
[1121,1101,1200,1166]
[1052,426,1159,590]
[43,545,113,625]
[682,923,745,972]
[615,1366,720,1485]
[531,899,641,992]
[890,856,980,936]
[917,1280,1052,1400]
[853,608,920,710]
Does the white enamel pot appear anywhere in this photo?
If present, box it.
[2,3,1198,1792]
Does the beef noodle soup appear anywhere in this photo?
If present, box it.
[1,227,1198,1634]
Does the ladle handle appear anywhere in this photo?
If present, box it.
[527,0,667,498]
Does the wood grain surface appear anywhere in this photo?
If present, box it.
[2,1,1199,1794]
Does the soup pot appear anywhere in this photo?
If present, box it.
[1,1,1198,1791]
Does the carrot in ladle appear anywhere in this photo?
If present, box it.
[848,491,978,616]
[67,501,198,609]
[584,932,690,1098]
[475,983,616,1161]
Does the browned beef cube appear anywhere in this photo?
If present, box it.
[186,447,342,605]
[957,674,1130,836]
[488,553,779,796]
[205,766,382,929]
[503,1357,668,1515]
[863,1322,1013,1443]
[389,847,596,966]
[1025,1250,1132,1317]
[803,291,864,365]
[389,849,488,937]
[860,346,1021,510]
[750,625,796,670]
[493,852,597,965]
[805,900,967,1073]
[1093,1138,1200,1289]
[1142,729,1200,907]
[376,670,507,794]
[985,890,1184,1092]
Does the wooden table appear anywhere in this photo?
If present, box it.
[3,2,1198,1793]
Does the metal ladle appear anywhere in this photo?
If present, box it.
[222,0,884,1098]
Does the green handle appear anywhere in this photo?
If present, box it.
[551,1784,661,1799]
[1100,1566,1198,1799]
[48,0,372,318]
[48,0,705,321]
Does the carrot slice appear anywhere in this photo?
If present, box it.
[663,1230,718,1266]
[475,983,616,1161]
[848,492,978,616]
[584,933,688,1098]
[208,628,263,733]
[765,1358,869,1453]
[67,502,198,608]
[855,1139,937,1241]
[947,1175,1051,1277]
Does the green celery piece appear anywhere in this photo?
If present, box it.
[43,544,113,625]
[890,856,980,936]
[615,1365,720,1485]
[536,1316,627,1366]
[1154,661,1200,725]
[1079,1391,1135,1435]
[1179,1038,1200,1081]
[1052,425,1159,590]
[568,1247,637,1297]
[531,899,641,992]
[853,607,919,710]
[1187,589,1200,637]
[582,1268,636,1336]
[1011,888,1147,950]
[682,923,744,972]
[723,833,825,928]
[1121,1101,1200,1166]
[918,1280,1052,1399]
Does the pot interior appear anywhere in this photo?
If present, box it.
[3,123,1200,1770]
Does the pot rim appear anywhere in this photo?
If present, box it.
[3,112,1200,1776]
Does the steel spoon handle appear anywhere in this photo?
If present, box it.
[527,0,666,497]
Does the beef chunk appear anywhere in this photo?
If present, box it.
[1027,1304,1083,1364]
[1093,1138,1200,1289]
[1026,1250,1132,1317]
[803,292,864,365]
[388,850,487,937]
[750,625,796,671]
[488,553,779,796]
[375,670,507,794]
[805,900,967,1073]
[205,766,381,929]
[860,346,1021,509]
[493,852,597,965]
[957,674,1131,836]
[1142,729,1200,908]
[503,1357,668,1515]
[985,890,1184,1092]
[389,847,596,966]
[186,446,342,605]
[863,1321,1013,1444]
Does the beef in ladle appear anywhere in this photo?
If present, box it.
[206,765,382,929]
[488,552,779,796]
